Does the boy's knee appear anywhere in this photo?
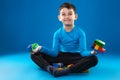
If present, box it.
[89,55,98,66]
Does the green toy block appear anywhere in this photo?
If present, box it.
[32,43,39,50]
[94,39,105,47]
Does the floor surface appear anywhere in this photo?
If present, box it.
[0,52,120,80]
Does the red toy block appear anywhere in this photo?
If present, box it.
[98,47,105,53]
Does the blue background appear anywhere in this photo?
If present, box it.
[0,0,120,54]
[0,1,120,80]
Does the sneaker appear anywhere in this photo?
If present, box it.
[48,66,70,77]
[82,69,89,73]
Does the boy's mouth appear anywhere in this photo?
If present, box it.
[64,19,71,21]
[64,18,71,21]
[65,24,72,27]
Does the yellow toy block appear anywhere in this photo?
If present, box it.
[94,45,99,50]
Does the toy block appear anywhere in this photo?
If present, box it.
[94,39,105,47]
[53,63,64,68]
[67,64,74,68]
[91,43,96,49]
[27,44,32,51]
[91,39,106,53]
[27,43,39,51]
[98,40,105,45]
[32,43,39,50]
[98,47,106,53]
[94,45,99,50]
[58,68,63,70]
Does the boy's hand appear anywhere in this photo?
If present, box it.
[91,50,97,55]
[28,43,42,54]
[32,45,42,53]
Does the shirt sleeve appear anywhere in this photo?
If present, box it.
[79,30,91,56]
[40,31,60,57]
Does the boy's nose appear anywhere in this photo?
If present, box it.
[65,15,70,18]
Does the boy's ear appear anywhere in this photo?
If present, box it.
[58,15,62,21]
[75,14,78,20]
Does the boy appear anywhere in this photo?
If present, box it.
[30,2,98,77]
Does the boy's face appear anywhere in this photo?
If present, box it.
[58,8,77,27]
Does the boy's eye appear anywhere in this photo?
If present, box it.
[68,13,72,16]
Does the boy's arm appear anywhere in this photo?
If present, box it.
[79,30,91,56]
[40,32,60,57]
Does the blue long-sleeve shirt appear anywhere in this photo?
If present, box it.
[40,26,91,57]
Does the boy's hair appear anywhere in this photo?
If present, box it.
[59,2,76,13]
